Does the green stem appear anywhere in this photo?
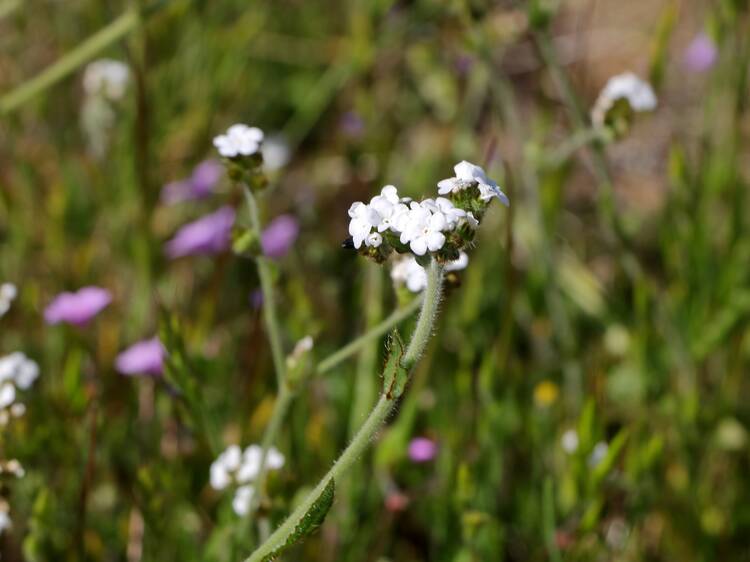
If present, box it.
[543,127,610,169]
[244,260,443,562]
[315,295,422,376]
[243,187,287,387]
[1,9,139,115]
[245,281,421,522]
[534,32,617,230]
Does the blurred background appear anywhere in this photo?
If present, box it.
[2,0,750,560]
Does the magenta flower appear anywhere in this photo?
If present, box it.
[165,206,235,259]
[684,33,718,73]
[161,159,223,204]
[44,286,111,326]
[408,437,438,463]
[261,214,300,259]
[115,337,165,376]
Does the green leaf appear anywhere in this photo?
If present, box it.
[382,329,408,400]
[261,478,335,561]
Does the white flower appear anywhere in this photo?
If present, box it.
[0,384,15,410]
[445,251,469,272]
[588,441,609,467]
[213,124,264,158]
[232,485,255,516]
[591,72,657,127]
[0,283,17,317]
[210,444,242,490]
[366,232,383,248]
[561,429,579,454]
[0,352,39,390]
[435,197,466,229]
[261,134,290,171]
[0,509,11,534]
[83,59,130,100]
[437,161,509,206]
[348,202,380,249]
[391,257,428,293]
[399,204,447,256]
[392,252,469,293]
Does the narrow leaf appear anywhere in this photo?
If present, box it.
[382,330,408,400]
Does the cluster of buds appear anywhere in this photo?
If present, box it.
[346,161,508,266]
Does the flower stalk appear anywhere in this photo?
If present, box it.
[244,259,443,562]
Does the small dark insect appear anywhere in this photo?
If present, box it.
[341,237,355,250]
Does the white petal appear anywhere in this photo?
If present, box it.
[210,463,231,490]
[426,231,446,251]
[410,238,428,256]
[232,485,254,516]
[0,384,15,409]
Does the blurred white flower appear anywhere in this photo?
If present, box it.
[261,134,291,171]
[588,441,609,467]
[213,124,264,158]
[391,252,469,293]
[0,283,17,317]
[210,445,242,490]
[0,508,10,534]
[232,485,255,516]
[0,352,40,390]
[438,161,509,206]
[591,72,657,127]
[209,443,284,499]
[83,59,130,100]
[0,383,15,410]
[561,429,579,454]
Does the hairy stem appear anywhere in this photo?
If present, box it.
[244,260,443,562]
[315,295,422,376]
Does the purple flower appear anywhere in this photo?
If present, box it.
[165,206,236,259]
[339,111,365,138]
[261,214,300,259]
[44,286,111,326]
[115,337,166,376]
[161,159,223,204]
[684,33,718,73]
[249,289,264,309]
[408,437,438,463]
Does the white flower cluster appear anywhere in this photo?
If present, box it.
[0,283,17,317]
[438,161,510,206]
[209,444,285,516]
[0,352,37,537]
[0,352,39,425]
[591,72,657,128]
[391,252,469,293]
[213,124,264,158]
[83,59,130,101]
[347,161,507,262]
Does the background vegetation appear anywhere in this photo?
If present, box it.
[2,0,750,560]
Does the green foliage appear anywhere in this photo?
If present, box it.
[2,1,750,561]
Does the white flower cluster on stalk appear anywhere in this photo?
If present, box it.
[209,444,285,516]
[591,72,657,129]
[391,252,469,293]
[347,161,507,264]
